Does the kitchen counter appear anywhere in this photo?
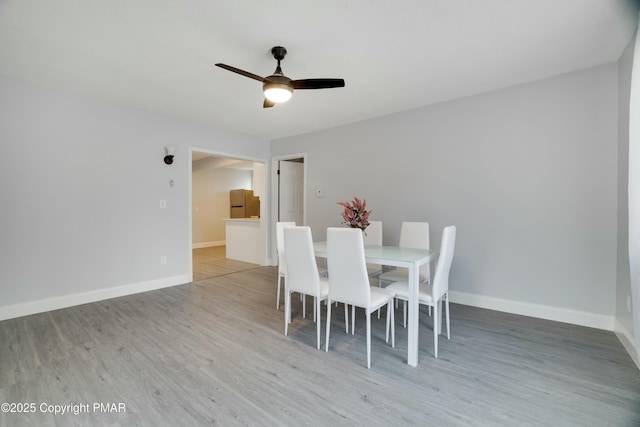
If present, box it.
[224,218,264,265]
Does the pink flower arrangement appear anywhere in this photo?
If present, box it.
[337,196,371,232]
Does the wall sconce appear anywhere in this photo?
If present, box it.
[164,146,176,165]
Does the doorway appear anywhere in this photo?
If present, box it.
[271,155,306,264]
[278,158,304,224]
[189,149,268,282]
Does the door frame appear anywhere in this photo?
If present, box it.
[188,147,269,282]
[271,153,307,265]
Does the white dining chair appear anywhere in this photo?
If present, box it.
[276,221,296,310]
[379,221,431,285]
[386,225,456,358]
[284,226,329,349]
[325,227,395,369]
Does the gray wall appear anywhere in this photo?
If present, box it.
[272,63,619,322]
[0,76,269,310]
[617,35,635,339]
[0,60,627,331]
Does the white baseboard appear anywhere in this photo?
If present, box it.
[448,290,614,331]
[614,319,640,369]
[192,240,225,249]
[0,274,189,322]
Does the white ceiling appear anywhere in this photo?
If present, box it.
[0,1,637,141]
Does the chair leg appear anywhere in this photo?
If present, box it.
[284,290,290,336]
[437,299,443,335]
[316,297,321,349]
[390,301,395,348]
[351,305,356,335]
[433,303,439,358]
[445,293,450,340]
[325,299,332,352]
[302,294,306,319]
[385,302,390,343]
[276,275,282,310]
[344,304,349,334]
[403,300,407,328]
[366,310,371,369]
[377,277,382,318]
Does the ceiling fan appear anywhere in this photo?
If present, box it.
[215,46,345,108]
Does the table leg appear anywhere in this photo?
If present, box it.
[407,263,419,367]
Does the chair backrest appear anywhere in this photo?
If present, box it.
[362,221,382,246]
[276,221,296,273]
[284,226,321,296]
[326,227,371,307]
[399,221,429,249]
[399,221,430,279]
[432,226,456,301]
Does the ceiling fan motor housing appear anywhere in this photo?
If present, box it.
[264,74,293,90]
[271,46,287,61]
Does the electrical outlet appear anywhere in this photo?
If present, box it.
[160,256,167,265]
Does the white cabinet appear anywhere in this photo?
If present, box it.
[224,218,264,265]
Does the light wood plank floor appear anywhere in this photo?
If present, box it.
[192,245,258,281]
[1,267,640,426]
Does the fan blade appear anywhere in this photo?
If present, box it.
[215,63,265,82]
[292,78,345,90]
[263,98,275,108]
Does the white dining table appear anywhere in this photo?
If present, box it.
[313,241,439,367]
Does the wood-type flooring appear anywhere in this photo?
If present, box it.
[1,256,639,426]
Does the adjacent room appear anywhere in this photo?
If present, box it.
[1,1,640,425]
[191,153,265,281]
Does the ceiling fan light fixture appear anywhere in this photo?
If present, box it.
[216,46,344,108]
[263,83,293,103]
